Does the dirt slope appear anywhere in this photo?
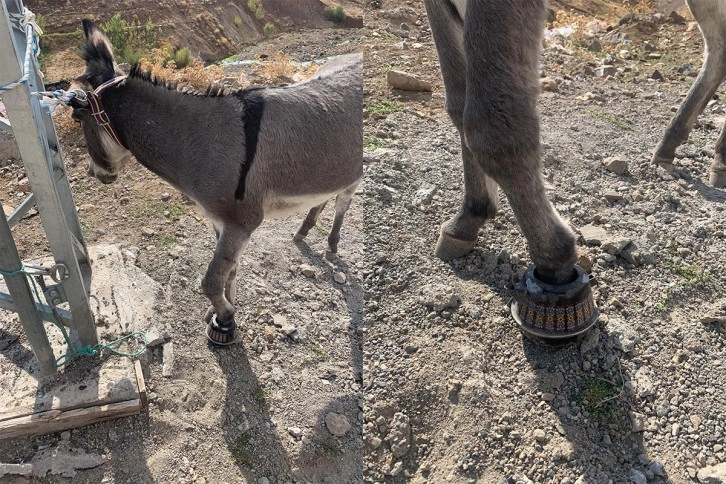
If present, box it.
[25,0,362,61]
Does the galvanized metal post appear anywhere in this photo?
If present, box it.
[0,0,98,346]
[0,210,56,374]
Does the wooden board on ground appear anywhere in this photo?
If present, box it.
[0,245,154,440]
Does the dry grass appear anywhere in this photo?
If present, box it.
[136,44,224,91]
[253,52,318,83]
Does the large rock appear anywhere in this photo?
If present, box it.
[603,156,628,175]
[387,70,432,92]
[325,412,351,437]
[0,129,21,167]
[580,224,607,245]
[386,412,411,458]
[697,463,726,483]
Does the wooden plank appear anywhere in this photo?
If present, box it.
[0,399,140,440]
[134,359,148,407]
[0,245,155,439]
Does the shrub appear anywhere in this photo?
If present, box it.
[163,46,193,69]
[263,23,274,35]
[323,5,346,23]
[173,47,192,68]
[247,0,261,12]
[255,5,265,20]
[102,13,158,64]
[233,15,242,27]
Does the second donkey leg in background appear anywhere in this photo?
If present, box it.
[652,0,726,187]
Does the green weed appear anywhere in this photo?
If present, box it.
[160,234,180,247]
[364,136,388,150]
[593,112,631,130]
[230,432,253,467]
[574,378,618,422]
[309,343,328,361]
[253,387,268,406]
[102,14,158,64]
[366,100,404,116]
[74,180,89,195]
[168,47,192,68]
[323,5,346,23]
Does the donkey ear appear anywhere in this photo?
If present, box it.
[82,20,113,56]
[80,19,116,87]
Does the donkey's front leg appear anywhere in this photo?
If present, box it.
[462,0,596,339]
[202,224,254,345]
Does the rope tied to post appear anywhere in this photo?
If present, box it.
[0,8,101,118]
[0,8,43,93]
[0,263,148,368]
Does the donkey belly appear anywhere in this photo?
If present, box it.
[263,190,341,219]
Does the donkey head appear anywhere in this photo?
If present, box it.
[69,19,131,184]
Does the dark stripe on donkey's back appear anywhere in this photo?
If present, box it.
[234,89,265,200]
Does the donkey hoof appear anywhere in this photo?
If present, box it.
[293,232,306,243]
[206,314,239,346]
[435,231,477,261]
[510,264,598,342]
[651,153,675,166]
[709,170,726,188]
[325,250,338,261]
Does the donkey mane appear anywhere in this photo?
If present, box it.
[128,64,237,98]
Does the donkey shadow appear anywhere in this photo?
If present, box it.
[212,234,364,482]
[521,324,669,483]
[296,396,364,483]
[213,343,292,481]
[213,347,363,482]
[293,234,365,384]
[692,178,726,203]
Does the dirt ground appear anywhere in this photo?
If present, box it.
[2,0,726,483]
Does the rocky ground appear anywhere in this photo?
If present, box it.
[1,18,364,484]
[363,1,725,483]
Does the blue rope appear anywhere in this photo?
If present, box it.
[0,263,148,368]
[0,10,84,110]
[0,9,41,93]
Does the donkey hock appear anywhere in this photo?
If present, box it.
[71,20,363,345]
[424,0,597,339]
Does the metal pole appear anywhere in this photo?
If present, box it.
[0,210,56,375]
[0,0,97,345]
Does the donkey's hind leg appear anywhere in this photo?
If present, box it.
[652,1,726,184]
[326,180,360,260]
[424,0,499,260]
[294,202,328,242]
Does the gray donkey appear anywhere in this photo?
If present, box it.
[70,20,362,345]
[652,0,726,187]
[424,0,598,339]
